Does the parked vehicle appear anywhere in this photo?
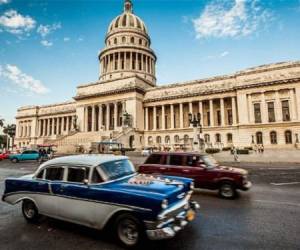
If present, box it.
[9,150,40,163]
[2,155,199,248]
[141,147,152,156]
[139,152,252,199]
[0,152,9,160]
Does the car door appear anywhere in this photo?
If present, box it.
[183,155,208,188]
[166,154,185,177]
[141,154,167,174]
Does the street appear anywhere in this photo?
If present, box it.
[0,159,299,250]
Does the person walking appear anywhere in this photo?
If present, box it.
[233,146,239,162]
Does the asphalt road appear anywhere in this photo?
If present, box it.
[0,159,299,250]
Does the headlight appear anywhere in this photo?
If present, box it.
[190,182,195,190]
[161,199,168,209]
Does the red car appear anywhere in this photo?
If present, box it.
[0,152,9,160]
[139,152,252,199]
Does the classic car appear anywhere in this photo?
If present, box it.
[139,152,252,199]
[9,150,40,163]
[2,155,199,247]
[0,152,10,160]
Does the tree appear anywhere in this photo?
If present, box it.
[3,124,16,149]
[0,118,4,128]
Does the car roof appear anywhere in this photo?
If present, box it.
[39,154,128,168]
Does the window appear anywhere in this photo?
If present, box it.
[91,168,103,184]
[174,135,180,143]
[139,38,142,45]
[148,136,153,145]
[67,167,89,183]
[256,132,263,144]
[186,155,199,167]
[156,136,161,144]
[145,154,162,164]
[207,111,210,126]
[122,36,126,43]
[268,102,275,122]
[130,37,134,44]
[285,130,292,144]
[169,155,183,166]
[46,167,64,181]
[270,131,277,144]
[282,100,290,121]
[227,133,233,143]
[217,110,221,126]
[204,134,210,143]
[36,169,44,179]
[184,135,189,144]
[254,103,262,123]
[227,109,233,125]
[101,160,135,181]
[114,38,117,44]
[165,135,170,144]
[215,133,221,143]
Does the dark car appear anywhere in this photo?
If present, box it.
[139,152,251,199]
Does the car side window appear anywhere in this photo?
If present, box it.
[22,151,29,154]
[36,169,44,179]
[145,154,162,164]
[45,167,64,181]
[67,167,89,183]
[91,168,103,184]
[169,155,183,166]
[186,155,200,167]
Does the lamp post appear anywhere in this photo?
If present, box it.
[188,113,203,152]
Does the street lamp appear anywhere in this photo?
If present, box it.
[188,113,203,152]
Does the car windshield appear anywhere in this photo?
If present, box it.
[202,155,218,168]
[100,159,135,181]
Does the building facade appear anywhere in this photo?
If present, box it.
[15,0,300,152]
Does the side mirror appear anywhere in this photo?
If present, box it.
[83,179,89,185]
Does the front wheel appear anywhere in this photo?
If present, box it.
[22,199,40,223]
[11,158,18,163]
[114,213,143,248]
[219,182,237,199]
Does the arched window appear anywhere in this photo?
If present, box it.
[215,133,221,143]
[165,135,170,144]
[130,37,134,44]
[148,136,153,145]
[122,36,126,43]
[256,132,263,144]
[156,136,161,144]
[270,131,277,144]
[114,38,117,44]
[285,130,292,144]
[145,41,148,47]
[174,135,180,143]
[184,135,189,144]
[227,133,233,143]
[204,134,210,143]
[139,38,142,45]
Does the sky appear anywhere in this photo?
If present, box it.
[0,0,300,124]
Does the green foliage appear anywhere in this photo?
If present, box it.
[222,147,231,151]
[244,147,253,151]
[205,148,221,154]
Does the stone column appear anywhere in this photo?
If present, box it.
[113,53,116,71]
[189,102,193,127]
[66,116,69,133]
[248,94,254,123]
[199,101,204,127]
[114,103,118,129]
[171,104,174,129]
[118,52,121,70]
[179,103,183,129]
[153,106,157,131]
[295,87,300,120]
[92,105,95,132]
[145,107,149,131]
[61,117,65,134]
[290,89,297,121]
[51,118,54,135]
[261,93,267,123]
[209,99,214,127]
[38,120,41,136]
[42,119,46,137]
[99,105,103,130]
[220,98,225,126]
[47,118,51,136]
[274,91,282,122]
[161,105,165,130]
[130,52,133,70]
[106,103,110,130]
[232,97,237,125]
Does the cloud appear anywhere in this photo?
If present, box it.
[201,51,230,61]
[0,64,49,94]
[63,37,70,42]
[0,0,10,4]
[220,51,229,57]
[0,10,36,35]
[193,0,272,39]
[40,40,53,47]
[37,23,61,37]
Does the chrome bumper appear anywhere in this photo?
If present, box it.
[242,181,252,190]
[146,200,200,240]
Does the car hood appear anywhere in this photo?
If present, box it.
[216,166,248,175]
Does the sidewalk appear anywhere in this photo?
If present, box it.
[213,149,300,164]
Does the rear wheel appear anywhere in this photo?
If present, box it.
[219,182,236,199]
[114,213,143,248]
[11,158,18,163]
[22,199,40,223]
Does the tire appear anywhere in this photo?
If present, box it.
[219,182,237,199]
[114,213,143,248]
[11,158,18,163]
[22,199,40,223]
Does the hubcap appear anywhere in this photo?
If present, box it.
[24,202,35,218]
[118,219,139,246]
[221,184,233,198]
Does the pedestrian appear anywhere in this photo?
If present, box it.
[254,144,258,154]
[233,146,239,162]
[261,144,264,154]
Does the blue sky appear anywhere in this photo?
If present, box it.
[0,0,300,124]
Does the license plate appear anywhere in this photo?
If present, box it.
[186,210,196,221]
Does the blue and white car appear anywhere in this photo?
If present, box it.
[2,155,199,247]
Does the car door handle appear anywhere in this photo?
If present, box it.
[182,170,190,173]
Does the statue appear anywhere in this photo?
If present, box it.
[123,111,132,128]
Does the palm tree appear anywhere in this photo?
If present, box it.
[3,124,16,150]
[0,118,4,129]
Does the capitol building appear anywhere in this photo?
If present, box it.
[15,0,300,153]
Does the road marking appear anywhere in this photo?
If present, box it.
[254,200,300,207]
[270,182,300,186]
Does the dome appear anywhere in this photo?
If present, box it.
[107,0,148,34]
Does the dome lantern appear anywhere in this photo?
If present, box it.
[124,0,133,13]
